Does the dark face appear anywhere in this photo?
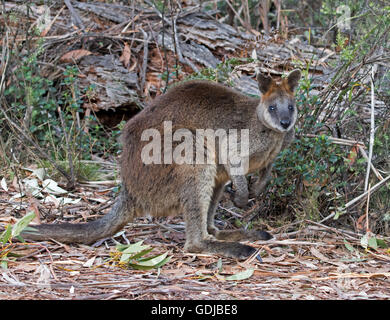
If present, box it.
[256,69,301,133]
[259,94,297,132]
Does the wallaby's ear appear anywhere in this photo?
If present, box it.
[256,73,273,94]
[285,69,301,92]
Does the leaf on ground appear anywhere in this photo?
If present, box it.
[42,179,67,195]
[60,49,92,63]
[9,192,25,201]
[130,252,171,270]
[1,177,8,191]
[225,268,254,281]
[23,178,42,197]
[368,237,378,250]
[344,240,355,252]
[117,240,150,254]
[83,256,96,268]
[11,211,36,238]
[31,168,46,181]
[0,225,12,244]
[119,42,131,68]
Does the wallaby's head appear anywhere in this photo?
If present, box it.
[256,69,301,133]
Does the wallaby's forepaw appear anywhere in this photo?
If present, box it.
[248,176,267,199]
[232,193,249,208]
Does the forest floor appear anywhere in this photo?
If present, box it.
[1,183,390,300]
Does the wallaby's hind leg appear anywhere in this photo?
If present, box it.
[206,183,225,236]
[183,170,257,260]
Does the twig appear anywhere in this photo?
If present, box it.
[358,146,383,181]
[225,0,250,32]
[306,220,362,240]
[139,28,150,95]
[57,106,75,189]
[64,0,85,32]
[364,67,376,191]
[218,205,243,218]
[345,174,390,209]
[258,0,270,35]
[365,184,371,232]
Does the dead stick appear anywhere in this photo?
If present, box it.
[139,28,150,94]
[225,0,250,31]
[358,146,383,180]
[364,67,376,191]
[345,174,390,209]
[365,184,371,232]
[57,106,75,189]
[64,0,85,32]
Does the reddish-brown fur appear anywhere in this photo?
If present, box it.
[23,70,301,260]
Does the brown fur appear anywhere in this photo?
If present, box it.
[23,70,301,260]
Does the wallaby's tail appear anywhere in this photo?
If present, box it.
[21,189,133,244]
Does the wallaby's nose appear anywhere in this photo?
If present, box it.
[280,119,291,129]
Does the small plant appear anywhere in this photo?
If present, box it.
[109,240,171,270]
[0,212,36,269]
[186,58,255,85]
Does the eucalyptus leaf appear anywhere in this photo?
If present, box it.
[128,248,154,261]
[360,234,369,249]
[42,179,67,195]
[368,237,378,250]
[118,240,150,254]
[225,268,254,281]
[137,252,169,267]
[0,225,12,244]
[217,258,223,273]
[1,177,8,191]
[31,168,46,181]
[130,255,171,270]
[344,240,355,252]
[12,211,36,238]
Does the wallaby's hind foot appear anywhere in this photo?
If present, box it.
[210,229,272,241]
[185,239,257,260]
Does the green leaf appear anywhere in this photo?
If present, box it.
[117,240,149,253]
[344,240,355,252]
[225,268,254,281]
[130,254,171,270]
[368,237,378,250]
[120,248,153,263]
[12,211,36,238]
[0,225,12,244]
[128,248,154,261]
[360,234,368,249]
[1,259,8,270]
[217,258,223,273]
[376,239,388,249]
[137,252,169,267]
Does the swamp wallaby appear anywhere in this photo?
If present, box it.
[23,69,301,259]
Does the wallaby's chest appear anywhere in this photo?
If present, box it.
[248,130,285,173]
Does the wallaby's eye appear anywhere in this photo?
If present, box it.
[268,105,276,112]
[288,104,294,111]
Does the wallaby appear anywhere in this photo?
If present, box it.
[23,69,301,259]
